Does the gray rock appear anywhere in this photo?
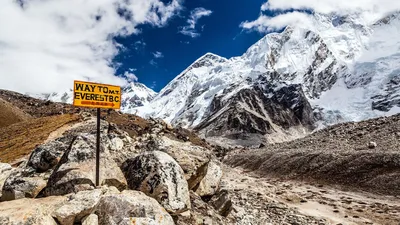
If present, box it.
[3,119,135,198]
[59,119,138,166]
[95,190,174,225]
[188,163,209,191]
[44,134,127,196]
[45,158,127,196]
[209,190,233,217]
[0,196,66,225]
[52,189,102,225]
[28,140,68,172]
[195,160,223,197]
[122,151,191,214]
[2,171,47,201]
[82,214,98,225]
[159,137,212,190]
[368,141,377,149]
[0,163,13,199]
[101,185,120,196]
[174,191,228,225]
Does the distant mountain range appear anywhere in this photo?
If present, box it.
[30,12,400,147]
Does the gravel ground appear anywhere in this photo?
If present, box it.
[224,114,400,196]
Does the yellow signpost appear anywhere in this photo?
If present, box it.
[73,80,121,109]
[73,80,122,186]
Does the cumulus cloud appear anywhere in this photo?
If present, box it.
[124,71,138,82]
[152,51,164,58]
[241,12,313,33]
[0,0,182,94]
[241,0,400,33]
[179,7,212,38]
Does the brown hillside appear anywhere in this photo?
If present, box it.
[0,89,210,165]
[0,114,80,164]
[0,97,32,128]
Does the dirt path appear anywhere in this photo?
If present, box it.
[221,165,400,225]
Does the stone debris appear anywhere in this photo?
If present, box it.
[82,214,98,225]
[195,160,223,197]
[52,189,102,225]
[122,151,191,214]
[0,111,398,224]
[95,190,175,225]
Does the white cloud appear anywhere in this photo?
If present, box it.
[0,0,182,94]
[264,0,400,16]
[241,0,400,33]
[241,12,313,33]
[179,7,212,38]
[152,51,164,58]
[149,59,158,66]
[124,71,138,82]
[134,41,147,50]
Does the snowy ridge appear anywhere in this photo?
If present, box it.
[121,82,157,112]
[135,12,400,144]
[28,11,400,146]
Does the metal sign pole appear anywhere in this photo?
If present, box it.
[96,108,100,187]
[73,80,122,187]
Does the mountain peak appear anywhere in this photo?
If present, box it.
[190,52,228,69]
[124,82,157,95]
[137,11,400,146]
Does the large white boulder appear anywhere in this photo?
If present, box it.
[2,171,47,201]
[159,137,213,190]
[0,196,66,225]
[82,214,98,225]
[52,189,102,225]
[195,160,223,197]
[44,135,127,196]
[95,190,174,225]
[122,151,191,214]
[0,163,14,200]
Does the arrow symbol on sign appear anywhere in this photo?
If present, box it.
[80,101,115,108]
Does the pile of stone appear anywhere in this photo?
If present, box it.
[0,118,231,225]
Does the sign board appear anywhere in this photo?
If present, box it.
[73,80,121,109]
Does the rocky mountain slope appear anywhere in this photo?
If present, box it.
[225,113,400,196]
[133,12,400,147]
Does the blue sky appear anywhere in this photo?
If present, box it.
[114,0,266,92]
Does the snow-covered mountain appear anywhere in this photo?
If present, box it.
[134,12,400,146]
[29,82,157,111]
[120,82,157,112]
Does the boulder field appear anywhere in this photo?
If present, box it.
[0,116,227,225]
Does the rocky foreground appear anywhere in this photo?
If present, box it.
[0,89,399,224]
[0,114,229,224]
